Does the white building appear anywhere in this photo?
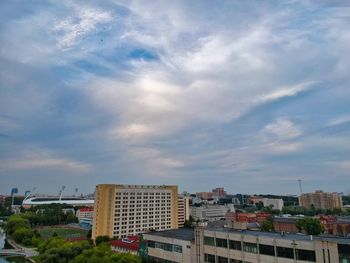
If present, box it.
[190,204,234,222]
[262,198,284,210]
[76,208,94,225]
[178,195,190,227]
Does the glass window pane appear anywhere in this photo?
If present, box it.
[259,244,275,256]
[243,242,258,254]
[277,246,294,259]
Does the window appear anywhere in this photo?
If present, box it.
[216,238,228,248]
[259,244,275,256]
[277,246,294,259]
[230,260,243,263]
[243,242,258,253]
[205,254,216,263]
[229,240,242,251]
[148,240,155,248]
[163,243,173,251]
[218,256,228,263]
[296,249,316,262]
[174,245,182,253]
[204,236,215,246]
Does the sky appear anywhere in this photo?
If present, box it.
[0,0,350,196]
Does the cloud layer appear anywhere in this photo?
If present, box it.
[0,0,349,195]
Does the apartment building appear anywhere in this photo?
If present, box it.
[190,204,234,222]
[178,195,190,227]
[299,191,343,210]
[92,184,178,240]
[143,225,350,263]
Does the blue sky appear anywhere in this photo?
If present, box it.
[1,0,350,195]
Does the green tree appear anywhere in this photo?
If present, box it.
[12,227,34,244]
[296,218,324,235]
[4,215,30,235]
[260,219,274,232]
[71,243,140,263]
[95,235,111,246]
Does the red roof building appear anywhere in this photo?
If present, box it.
[110,236,140,255]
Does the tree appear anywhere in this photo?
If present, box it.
[4,215,30,235]
[70,243,141,263]
[12,227,34,244]
[95,235,111,246]
[296,218,324,235]
[260,219,274,232]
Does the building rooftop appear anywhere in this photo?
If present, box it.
[206,227,350,245]
[143,228,194,241]
[110,236,140,251]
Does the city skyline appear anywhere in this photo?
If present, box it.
[1,1,350,194]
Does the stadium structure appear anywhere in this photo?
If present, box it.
[22,186,94,208]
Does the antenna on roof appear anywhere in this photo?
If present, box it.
[298,179,303,195]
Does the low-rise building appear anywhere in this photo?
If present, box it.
[190,204,234,222]
[110,236,140,255]
[273,216,299,233]
[143,228,195,263]
[76,208,94,225]
[262,198,284,210]
[143,226,350,263]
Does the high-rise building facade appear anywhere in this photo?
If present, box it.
[299,191,343,210]
[178,195,190,227]
[92,184,178,240]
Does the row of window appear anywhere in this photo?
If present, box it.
[205,254,248,263]
[203,236,316,262]
[116,192,171,196]
[147,241,183,253]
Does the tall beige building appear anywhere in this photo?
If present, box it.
[92,184,178,240]
[299,190,343,210]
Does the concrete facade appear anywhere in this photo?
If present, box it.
[143,226,350,263]
[92,184,178,240]
[299,191,343,210]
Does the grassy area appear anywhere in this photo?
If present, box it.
[37,226,88,240]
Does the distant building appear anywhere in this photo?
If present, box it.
[212,187,227,198]
[196,192,213,200]
[178,195,190,227]
[299,191,343,210]
[0,195,6,205]
[273,217,299,233]
[263,198,284,210]
[92,184,179,240]
[190,204,234,222]
[76,208,94,225]
[110,236,140,255]
[248,195,265,205]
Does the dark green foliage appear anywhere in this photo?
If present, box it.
[296,218,324,235]
[260,219,274,232]
[12,227,34,243]
[38,238,92,263]
[4,215,31,235]
[70,243,141,263]
[95,235,111,245]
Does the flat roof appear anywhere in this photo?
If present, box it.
[143,228,194,241]
[206,227,350,245]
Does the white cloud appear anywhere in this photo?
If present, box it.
[53,6,113,48]
[264,118,302,141]
[0,147,92,173]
